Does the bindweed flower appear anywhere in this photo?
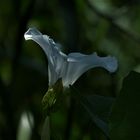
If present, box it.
[24,28,118,88]
[24,28,118,115]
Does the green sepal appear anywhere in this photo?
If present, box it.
[42,78,63,115]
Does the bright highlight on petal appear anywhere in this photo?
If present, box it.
[24,28,118,87]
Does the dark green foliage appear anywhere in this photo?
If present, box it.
[70,85,115,138]
[110,71,140,140]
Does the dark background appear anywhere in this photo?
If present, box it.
[0,0,140,140]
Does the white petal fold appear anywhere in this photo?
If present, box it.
[24,28,118,87]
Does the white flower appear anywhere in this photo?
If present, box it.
[24,28,118,87]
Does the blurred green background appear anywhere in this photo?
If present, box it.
[0,0,140,140]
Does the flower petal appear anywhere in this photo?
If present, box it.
[68,52,118,73]
[24,28,66,86]
[62,52,118,87]
[25,28,118,88]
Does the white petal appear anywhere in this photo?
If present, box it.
[68,52,118,72]
[25,28,118,88]
[63,53,118,87]
[24,28,67,86]
[24,28,53,61]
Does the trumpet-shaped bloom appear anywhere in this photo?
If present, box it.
[24,28,118,87]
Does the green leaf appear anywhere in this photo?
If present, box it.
[85,94,115,122]
[70,85,115,138]
[110,71,140,140]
